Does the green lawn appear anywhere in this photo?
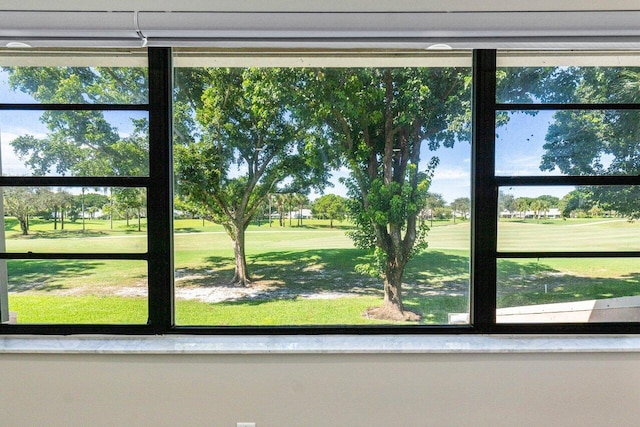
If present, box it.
[4,216,640,325]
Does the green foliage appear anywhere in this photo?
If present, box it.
[3,66,149,177]
[497,66,640,219]
[174,68,331,231]
[346,161,436,279]
[3,187,40,235]
[173,67,335,283]
[312,194,347,227]
[449,197,470,222]
[294,66,472,310]
[498,191,516,214]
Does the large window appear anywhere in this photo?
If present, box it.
[172,50,473,327]
[0,48,638,334]
[0,49,153,327]
[494,51,640,326]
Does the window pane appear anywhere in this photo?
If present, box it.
[0,110,149,177]
[172,53,472,326]
[497,258,640,323]
[496,51,640,104]
[498,186,640,252]
[496,110,640,177]
[6,259,147,324]
[0,49,148,104]
[1,187,147,253]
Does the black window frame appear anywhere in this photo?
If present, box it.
[0,47,639,335]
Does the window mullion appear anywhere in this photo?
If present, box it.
[471,49,498,332]
[147,47,174,333]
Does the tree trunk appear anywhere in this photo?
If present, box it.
[19,218,28,235]
[230,222,250,286]
[366,252,421,321]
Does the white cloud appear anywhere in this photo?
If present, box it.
[433,167,469,180]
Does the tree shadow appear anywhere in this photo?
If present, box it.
[174,227,208,234]
[175,250,640,321]
[175,249,473,305]
[175,248,380,301]
[15,230,110,239]
[497,260,640,307]
[271,223,354,231]
[3,217,19,231]
[7,259,103,293]
[402,251,470,298]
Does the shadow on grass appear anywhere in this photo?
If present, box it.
[497,260,640,307]
[12,230,110,239]
[176,248,640,314]
[7,259,103,293]
[3,217,19,231]
[176,249,473,304]
[174,227,209,234]
[176,248,380,301]
[264,223,354,231]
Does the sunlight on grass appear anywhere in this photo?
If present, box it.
[9,295,147,324]
[4,215,640,325]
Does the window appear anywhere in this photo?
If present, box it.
[0,49,154,328]
[494,51,640,327]
[0,47,639,334]
[171,50,473,327]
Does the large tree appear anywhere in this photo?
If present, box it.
[450,197,471,224]
[4,66,148,178]
[297,67,471,320]
[536,67,640,219]
[174,68,330,286]
[3,187,40,235]
[312,194,347,228]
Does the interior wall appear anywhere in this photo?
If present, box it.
[1,352,639,427]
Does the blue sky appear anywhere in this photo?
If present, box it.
[0,68,570,203]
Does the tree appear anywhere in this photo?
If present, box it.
[297,67,471,321]
[112,188,146,231]
[312,194,347,228]
[498,191,516,216]
[449,197,470,224]
[530,198,550,220]
[174,68,330,286]
[4,187,39,235]
[420,192,447,225]
[514,197,533,219]
[272,193,288,227]
[537,68,640,219]
[51,190,74,230]
[82,193,109,219]
[4,67,149,178]
[291,193,309,226]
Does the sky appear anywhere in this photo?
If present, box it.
[0,68,571,204]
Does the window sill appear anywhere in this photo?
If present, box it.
[1,334,640,354]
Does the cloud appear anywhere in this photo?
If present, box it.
[433,167,470,180]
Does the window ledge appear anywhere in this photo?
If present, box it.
[2,334,640,354]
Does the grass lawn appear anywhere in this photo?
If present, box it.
[4,216,639,325]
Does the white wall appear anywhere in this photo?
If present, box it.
[2,352,640,426]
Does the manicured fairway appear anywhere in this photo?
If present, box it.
[5,217,639,325]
